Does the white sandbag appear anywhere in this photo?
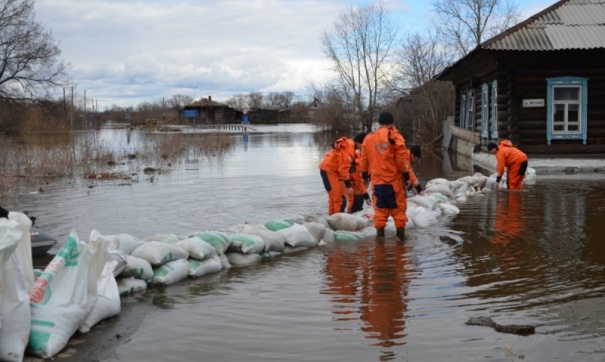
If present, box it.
[228,233,266,254]
[142,233,180,244]
[108,249,128,277]
[131,241,189,266]
[259,251,282,260]
[424,184,453,198]
[117,277,148,297]
[151,259,190,285]
[90,230,142,255]
[407,195,438,210]
[175,236,216,261]
[264,219,294,231]
[27,231,109,359]
[226,252,262,266]
[121,254,154,280]
[187,255,223,277]
[438,203,460,215]
[428,193,450,205]
[276,223,318,248]
[333,230,365,242]
[79,260,121,333]
[425,178,450,188]
[218,253,231,269]
[322,228,335,243]
[473,172,488,189]
[304,214,331,229]
[197,231,232,254]
[326,213,368,231]
[236,224,286,252]
[412,209,440,228]
[0,216,31,362]
[524,167,537,185]
[457,175,481,187]
[303,222,327,243]
[359,226,377,237]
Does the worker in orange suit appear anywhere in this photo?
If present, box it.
[360,112,412,240]
[348,133,372,213]
[319,137,357,215]
[488,140,528,190]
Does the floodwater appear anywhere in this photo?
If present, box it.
[8,124,605,361]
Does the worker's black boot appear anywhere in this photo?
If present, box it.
[376,227,385,239]
[396,227,405,241]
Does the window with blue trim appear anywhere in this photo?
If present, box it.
[546,77,587,144]
[481,84,489,139]
[491,80,498,140]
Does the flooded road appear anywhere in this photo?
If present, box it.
[7,124,605,361]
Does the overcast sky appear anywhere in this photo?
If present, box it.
[35,0,555,110]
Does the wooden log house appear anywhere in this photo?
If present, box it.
[436,0,605,156]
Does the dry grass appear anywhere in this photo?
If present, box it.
[0,130,236,200]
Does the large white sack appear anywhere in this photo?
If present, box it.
[175,236,216,260]
[473,172,488,189]
[227,233,266,254]
[326,213,368,231]
[218,253,231,269]
[264,219,294,231]
[131,241,189,266]
[425,178,450,188]
[197,231,232,254]
[226,252,262,266]
[90,230,142,255]
[424,184,453,198]
[412,209,440,228]
[438,203,460,216]
[117,277,148,297]
[79,260,121,333]
[151,259,190,285]
[303,215,330,229]
[121,254,154,280]
[333,230,365,242]
[407,195,438,210]
[322,228,335,243]
[0,216,31,362]
[27,231,109,359]
[187,255,223,277]
[276,223,318,248]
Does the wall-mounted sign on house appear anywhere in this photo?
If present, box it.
[522,99,544,108]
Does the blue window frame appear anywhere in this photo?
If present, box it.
[546,77,588,144]
[481,83,489,139]
[491,80,498,140]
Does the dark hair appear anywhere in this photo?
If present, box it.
[487,142,498,151]
[378,112,394,125]
[353,133,367,144]
[410,145,421,158]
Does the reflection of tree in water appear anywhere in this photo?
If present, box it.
[323,240,411,357]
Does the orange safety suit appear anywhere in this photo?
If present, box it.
[360,126,411,228]
[495,140,528,190]
[319,137,356,215]
[347,152,369,213]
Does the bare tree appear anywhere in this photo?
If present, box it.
[431,0,522,58]
[322,1,397,132]
[0,0,69,101]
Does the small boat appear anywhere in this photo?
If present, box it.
[30,227,57,258]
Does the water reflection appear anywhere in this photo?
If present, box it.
[491,192,525,268]
[322,239,411,359]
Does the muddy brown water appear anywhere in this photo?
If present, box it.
[8,124,605,361]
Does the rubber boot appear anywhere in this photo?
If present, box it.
[396,227,405,241]
[376,227,385,239]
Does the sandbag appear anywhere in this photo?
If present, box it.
[90,230,142,255]
[276,223,317,248]
[187,255,223,277]
[151,259,190,285]
[303,222,327,243]
[264,219,294,231]
[228,224,285,252]
[142,233,180,244]
[228,233,266,254]
[333,230,365,242]
[131,241,189,266]
[79,260,121,333]
[176,236,216,260]
[197,231,232,254]
[27,231,109,359]
[121,254,154,280]
[108,249,128,277]
[117,277,148,297]
[225,252,262,266]
[326,213,368,231]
